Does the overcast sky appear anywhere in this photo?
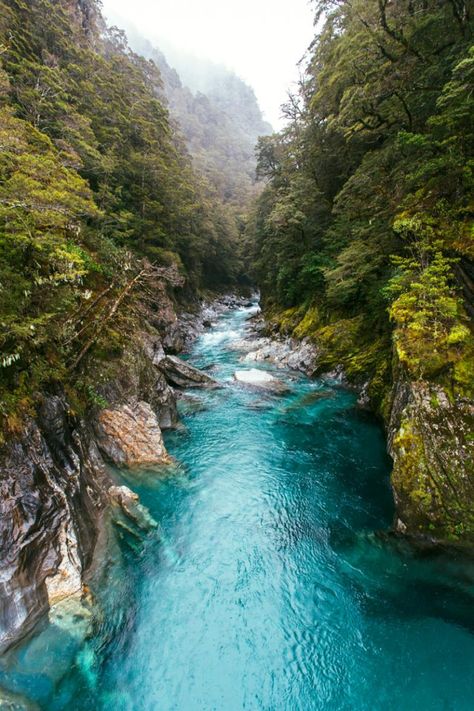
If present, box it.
[101,0,316,129]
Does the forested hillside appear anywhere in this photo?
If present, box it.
[118,27,272,213]
[249,0,474,539]
[0,0,247,435]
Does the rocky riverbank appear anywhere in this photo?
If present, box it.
[2,291,471,653]
[0,292,249,652]
[241,309,474,544]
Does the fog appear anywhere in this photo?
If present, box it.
[101,0,316,129]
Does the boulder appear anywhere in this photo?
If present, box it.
[234,369,290,394]
[159,355,220,389]
[95,401,171,467]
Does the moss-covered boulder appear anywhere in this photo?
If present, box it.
[388,378,474,542]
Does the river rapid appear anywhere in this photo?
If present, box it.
[1,302,474,710]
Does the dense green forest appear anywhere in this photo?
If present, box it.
[0,0,252,434]
[0,0,472,538]
[250,0,473,413]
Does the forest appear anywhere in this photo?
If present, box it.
[250,0,473,411]
[0,0,472,536]
[0,0,260,436]
[0,0,473,706]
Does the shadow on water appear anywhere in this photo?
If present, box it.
[331,527,474,636]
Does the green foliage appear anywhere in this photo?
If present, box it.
[0,105,98,391]
[387,229,473,392]
[250,0,474,409]
[0,0,247,431]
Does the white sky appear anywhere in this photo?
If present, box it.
[101,0,316,129]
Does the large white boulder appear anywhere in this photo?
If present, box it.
[234,369,289,393]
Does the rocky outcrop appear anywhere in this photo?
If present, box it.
[232,330,319,377]
[0,295,233,650]
[0,396,109,652]
[95,402,172,467]
[0,339,165,651]
[158,355,220,389]
[388,378,474,542]
[96,333,178,431]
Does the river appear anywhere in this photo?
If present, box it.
[1,302,474,710]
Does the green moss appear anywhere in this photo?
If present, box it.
[392,419,440,528]
[452,345,474,397]
[92,328,126,361]
[392,408,474,542]
[267,305,306,336]
[313,316,364,371]
[293,306,321,340]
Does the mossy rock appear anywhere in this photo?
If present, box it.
[390,381,474,542]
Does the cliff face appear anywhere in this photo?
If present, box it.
[0,396,108,651]
[388,377,474,543]
[0,300,207,651]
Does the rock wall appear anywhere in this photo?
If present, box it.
[388,376,474,542]
[0,396,109,651]
[0,294,224,651]
[246,310,474,544]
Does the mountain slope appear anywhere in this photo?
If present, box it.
[114,25,272,212]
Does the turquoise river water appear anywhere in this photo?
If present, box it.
[1,303,474,710]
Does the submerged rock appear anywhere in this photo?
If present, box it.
[159,355,220,389]
[177,392,209,416]
[95,402,171,468]
[0,688,40,711]
[48,595,93,640]
[109,485,158,531]
[283,390,336,412]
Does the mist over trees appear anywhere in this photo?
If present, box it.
[0,0,267,431]
[120,25,272,214]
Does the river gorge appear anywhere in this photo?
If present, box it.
[1,301,473,710]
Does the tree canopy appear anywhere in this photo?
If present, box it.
[0,0,248,432]
[249,0,473,409]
